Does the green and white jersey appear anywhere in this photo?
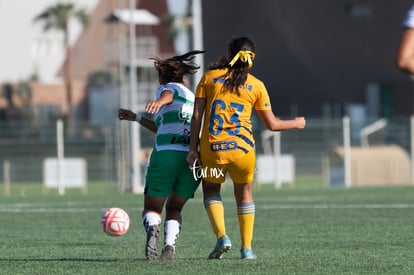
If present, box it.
[154,82,194,152]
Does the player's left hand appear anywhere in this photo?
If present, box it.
[186,150,201,169]
[145,101,163,114]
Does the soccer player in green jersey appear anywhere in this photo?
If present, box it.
[119,50,204,261]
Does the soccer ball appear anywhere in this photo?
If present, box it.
[101,207,130,236]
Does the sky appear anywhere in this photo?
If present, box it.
[0,0,187,84]
[0,0,100,84]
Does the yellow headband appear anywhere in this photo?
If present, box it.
[228,50,255,68]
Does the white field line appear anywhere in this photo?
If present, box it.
[0,203,413,213]
[0,207,146,213]
[0,202,142,213]
[260,204,414,209]
[0,207,105,213]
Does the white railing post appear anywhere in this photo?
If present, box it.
[343,116,352,188]
[3,160,10,197]
[411,116,414,185]
[360,118,387,147]
[273,132,282,189]
[57,119,65,196]
[260,130,283,188]
[128,0,142,194]
[192,0,204,91]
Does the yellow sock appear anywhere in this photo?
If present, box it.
[237,203,255,249]
[204,195,226,239]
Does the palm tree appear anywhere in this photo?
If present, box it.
[34,2,89,121]
[163,1,193,45]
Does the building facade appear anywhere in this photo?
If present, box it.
[202,0,414,118]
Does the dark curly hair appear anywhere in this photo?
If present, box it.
[150,50,205,84]
[208,37,256,94]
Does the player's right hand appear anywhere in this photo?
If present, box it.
[295,117,306,129]
[118,108,136,121]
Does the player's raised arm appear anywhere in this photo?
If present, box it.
[118,108,157,133]
[256,109,306,131]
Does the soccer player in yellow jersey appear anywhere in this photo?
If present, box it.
[187,37,306,259]
[396,4,414,75]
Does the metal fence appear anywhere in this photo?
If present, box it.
[0,116,412,189]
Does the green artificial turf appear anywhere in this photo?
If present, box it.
[0,182,413,274]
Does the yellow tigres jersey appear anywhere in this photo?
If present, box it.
[196,68,272,164]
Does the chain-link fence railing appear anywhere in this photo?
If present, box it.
[0,116,412,190]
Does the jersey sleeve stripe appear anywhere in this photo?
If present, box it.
[173,92,194,104]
